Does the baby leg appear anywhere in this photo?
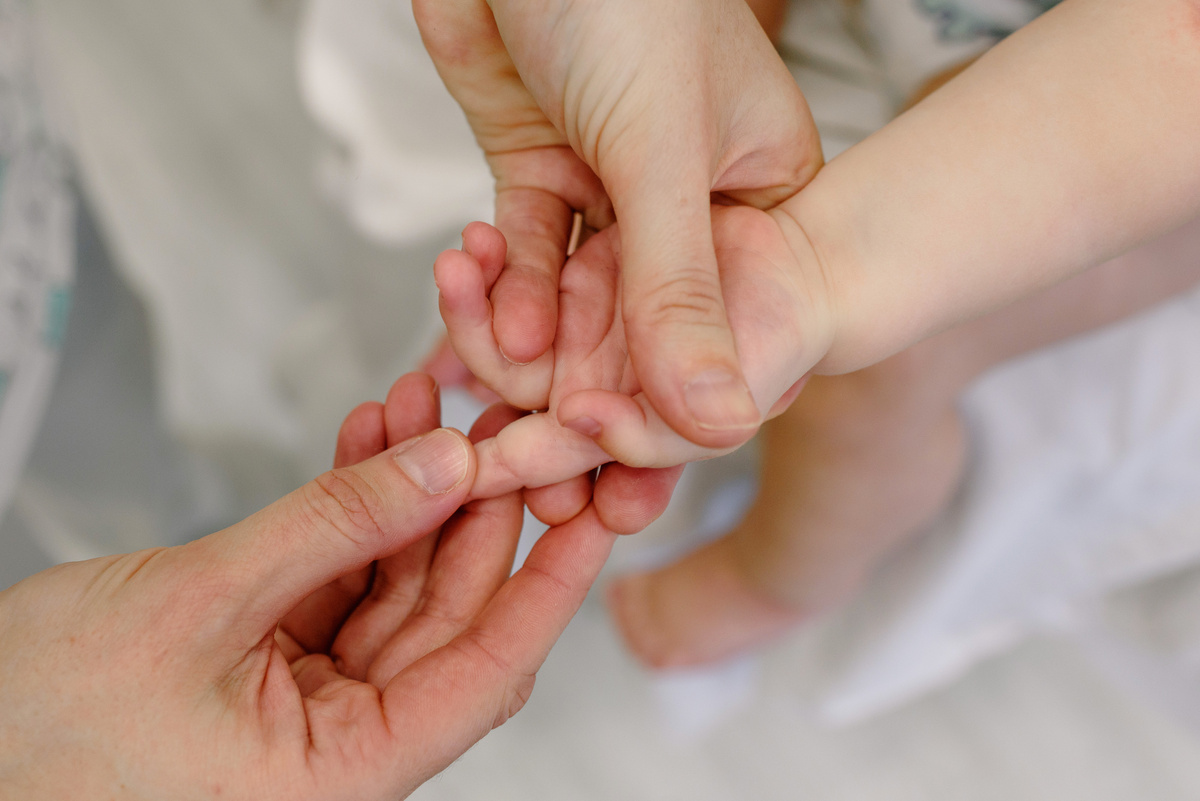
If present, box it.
[610,217,1200,668]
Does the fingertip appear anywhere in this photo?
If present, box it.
[383,372,442,447]
[628,356,762,451]
[420,336,476,389]
[335,401,387,468]
[466,377,503,405]
[558,389,734,470]
[386,371,439,400]
[766,374,811,420]
[468,402,525,443]
[434,249,490,323]
[461,221,508,288]
[525,472,593,527]
[492,270,558,366]
[594,464,684,535]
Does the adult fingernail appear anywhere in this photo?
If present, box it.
[563,416,603,439]
[684,369,761,431]
[394,429,470,494]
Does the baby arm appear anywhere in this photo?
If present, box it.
[789,0,1200,374]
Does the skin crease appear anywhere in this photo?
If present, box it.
[0,374,676,800]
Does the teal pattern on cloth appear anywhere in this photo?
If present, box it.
[42,285,70,348]
[0,0,75,520]
[917,0,1062,41]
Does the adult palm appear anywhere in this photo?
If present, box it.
[0,376,621,800]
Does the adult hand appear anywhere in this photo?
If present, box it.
[418,340,684,536]
[437,207,832,500]
[0,374,617,800]
[414,0,822,450]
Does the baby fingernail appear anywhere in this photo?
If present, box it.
[684,369,761,431]
[394,429,470,494]
[563,416,603,439]
[497,344,533,367]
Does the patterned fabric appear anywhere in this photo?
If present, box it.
[860,0,1061,99]
[0,0,74,520]
[916,0,1062,41]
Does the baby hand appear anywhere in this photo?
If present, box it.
[414,0,821,450]
[436,205,835,500]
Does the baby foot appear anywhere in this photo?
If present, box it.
[608,538,814,669]
[608,365,968,668]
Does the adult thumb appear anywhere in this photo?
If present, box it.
[193,428,475,644]
[609,170,762,451]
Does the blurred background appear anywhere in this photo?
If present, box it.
[6,0,1200,798]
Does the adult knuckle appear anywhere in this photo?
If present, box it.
[305,468,389,554]
[632,268,727,329]
[416,596,475,632]
[495,674,537,729]
[451,630,538,728]
[518,560,574,600]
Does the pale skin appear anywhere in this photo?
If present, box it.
[431,0,1200,664]
[0,374,676,798]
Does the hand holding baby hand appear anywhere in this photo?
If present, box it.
[414,0,822,452]
[0,374,631,800]
[438,205,834,502]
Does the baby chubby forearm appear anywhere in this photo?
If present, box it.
[785,0,1200,374]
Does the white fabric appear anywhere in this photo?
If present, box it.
[0,0,73,522]
[298,0,492,245]
[29,0,452,543]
